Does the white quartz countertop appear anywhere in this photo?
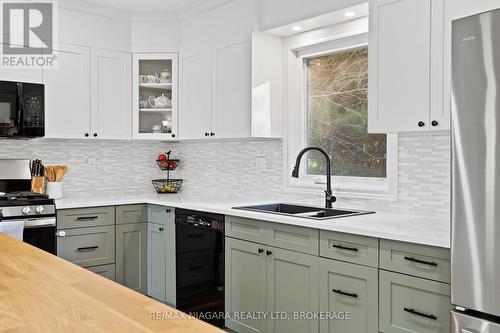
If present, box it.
[56,195,450,249]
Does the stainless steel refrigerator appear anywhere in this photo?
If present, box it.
[452,7,500,332]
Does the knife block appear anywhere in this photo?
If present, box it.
[31,176,45,194]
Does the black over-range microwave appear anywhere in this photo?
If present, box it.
[0,81,44,138]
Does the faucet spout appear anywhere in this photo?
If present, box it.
[291,147,336,208]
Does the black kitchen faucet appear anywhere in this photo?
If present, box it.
[291,147,336,208]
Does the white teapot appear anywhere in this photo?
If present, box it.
[148,93,170,109]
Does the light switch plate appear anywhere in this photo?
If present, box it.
[256,157,267,173]
[87,157,97,170]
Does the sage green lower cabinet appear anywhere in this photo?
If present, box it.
[87,264,116,281]
[148,223,167,301]
[225,237,267,333]
[225,237,319,333]
[318,258,378,333]
[379,270,451,333]
[147,205,176,305]
[266,246,319,333]
[116,222,148,295]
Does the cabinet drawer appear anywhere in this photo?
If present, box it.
[87,264,116,281]
[225,216,268,244]
[320,231,378,267]
[379,270,451,333]
[148,204,174,225]
[116,204,147,224]
[268,223,319,255]
[57,226,115,267]
[380,240,450,283]
[57,206,115,229]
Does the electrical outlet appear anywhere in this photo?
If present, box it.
[87,157,97,170]
[256,157,267,173]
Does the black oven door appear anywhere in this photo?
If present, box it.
[22,217,56,254]
[0,81,20,136]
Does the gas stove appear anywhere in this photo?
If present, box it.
[0,191,55,220]
[0,159,57,254]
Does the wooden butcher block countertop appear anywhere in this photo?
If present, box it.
[0,234,223,333]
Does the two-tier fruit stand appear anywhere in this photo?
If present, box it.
[151,151,183,193]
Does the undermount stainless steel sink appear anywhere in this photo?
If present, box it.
[232,203,374,220]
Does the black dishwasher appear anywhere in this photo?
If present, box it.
[175,209,225,328]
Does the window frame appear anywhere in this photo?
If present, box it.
[283,21,398,200]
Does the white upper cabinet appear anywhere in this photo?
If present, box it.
[178,0,254,140]
[368,0,448,133]
[44,43,91,139]
[132,53,178,140]
[45,43,132,139]
[214,42,251,138]
[179,42,251,139]
[179,52,212,140]
[91,48,131,140]
[180,44,251,140]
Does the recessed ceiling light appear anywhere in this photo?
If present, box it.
[291,25,302,32]
[344,11,356,17]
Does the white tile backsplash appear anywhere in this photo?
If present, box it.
[0,132,450,217]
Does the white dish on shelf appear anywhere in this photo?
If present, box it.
[139,83,172,89]
[139,108,172,112]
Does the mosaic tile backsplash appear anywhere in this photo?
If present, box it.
[0,132,450,217]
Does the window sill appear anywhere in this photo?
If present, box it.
[284,178,398,201]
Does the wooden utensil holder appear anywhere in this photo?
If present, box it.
[31,176,45,194]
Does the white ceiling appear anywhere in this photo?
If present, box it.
[80,0,203,13]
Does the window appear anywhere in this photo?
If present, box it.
[305,47,387,178]
[285,28,397,199]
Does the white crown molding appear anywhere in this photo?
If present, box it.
[55,0,133,20]
[176,0,235,19]
[130,0,235,21]
[56,0,238,22]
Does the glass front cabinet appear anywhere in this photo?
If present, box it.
[133,53,178,140]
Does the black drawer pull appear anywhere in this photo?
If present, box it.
[404,256,438,267]
[189,265,204,271]
[332,244,359,252]
[165,209,171,213]
[76,246,98,251]
[258,248,264,254]
[266,250,272,256]
[332,289,358,298]
[187,234,204,238]
[404,307,437,320]
[76,216,99,221]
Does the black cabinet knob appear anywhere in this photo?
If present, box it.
[204,132,209,137]
[171,134,176,138]
[431,120,438,127]
[84,133,89,137]
[418,121,425,128]
[93,133,98,137]
[210,132,215,136]
[159,227,164,231]
[266,250,272,256]
[258,248,264,254]
[166,209,171,213]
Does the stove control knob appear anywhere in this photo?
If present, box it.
[22,206,31,215]
[35,206,44,214]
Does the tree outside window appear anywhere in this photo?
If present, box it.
[305,47,387,178]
